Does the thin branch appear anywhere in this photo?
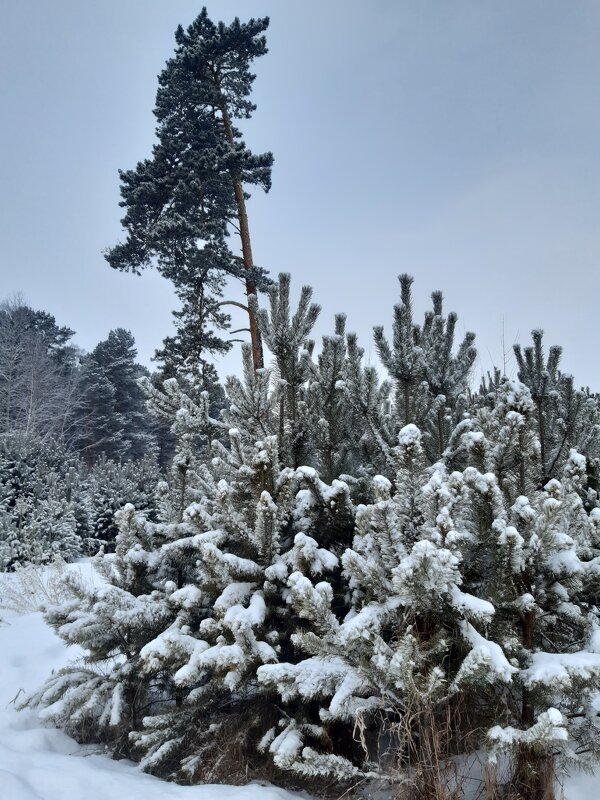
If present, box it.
[217,300,248,312]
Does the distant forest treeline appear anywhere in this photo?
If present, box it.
[0,295,223,569]
[1,296,160,463]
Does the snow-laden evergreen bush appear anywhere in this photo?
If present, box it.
[0,437,83,569]
[23,275,600,799]
[84,454,160,550]
[19,397,210,756]
[260,421,600,791]
[23,276,353,782]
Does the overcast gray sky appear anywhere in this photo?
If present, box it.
[1,1,599,388]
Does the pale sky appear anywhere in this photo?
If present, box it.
[1,1,599,388]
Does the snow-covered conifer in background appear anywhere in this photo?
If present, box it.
[84,455,160,550]
[75,329,156,464]
[0,298,79,443]
[0,437,85,568]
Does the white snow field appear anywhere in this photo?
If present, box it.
[0,562,597,800]
[0,564,302,800]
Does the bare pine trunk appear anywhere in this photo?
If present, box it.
[231,180,264,370]
[218,95,264,371]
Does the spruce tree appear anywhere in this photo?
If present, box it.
[76,355,123,464]
[75,329,154,463]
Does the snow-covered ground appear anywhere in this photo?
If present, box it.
[0,563,302,800]
[0,562,597,800]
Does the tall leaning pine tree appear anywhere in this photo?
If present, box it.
[106,8,273,373]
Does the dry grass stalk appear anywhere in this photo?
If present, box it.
[0,556,74,613]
